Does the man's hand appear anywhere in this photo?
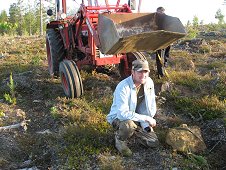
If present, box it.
[145,116,156,127]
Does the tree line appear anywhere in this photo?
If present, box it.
[0,0,50,36]
[0,0,225,37]
[185,9,225,38]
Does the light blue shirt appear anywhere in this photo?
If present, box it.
[107,75,157,128]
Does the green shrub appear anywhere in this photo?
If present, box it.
[3,72,16,105]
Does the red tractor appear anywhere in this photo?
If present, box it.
[46,0,186,98]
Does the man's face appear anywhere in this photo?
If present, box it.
[132,70,149,86]
[157,9,165,14]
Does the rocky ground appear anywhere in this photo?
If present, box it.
[0,32,226,169]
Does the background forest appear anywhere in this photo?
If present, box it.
[0,0,226,37]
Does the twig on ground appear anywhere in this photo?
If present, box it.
[209,140,221,153]
[0,120,30,132]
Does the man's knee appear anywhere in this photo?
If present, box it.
[120,120,137,130]
[117,120,137,140]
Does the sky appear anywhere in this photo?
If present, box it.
[0,0,226,25]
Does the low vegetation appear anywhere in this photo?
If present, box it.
[0,29,226,169]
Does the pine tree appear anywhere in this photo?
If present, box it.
[34,0,48,35]
[8,0,26,35]
[9,3,20,24]
[8,3,20,35]
[24,2,36,35]
[215,9,225,25]
[192,16,199,28]
[17,0,26,36]
[0,10,8,23]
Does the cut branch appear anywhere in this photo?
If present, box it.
[0,120,29,132]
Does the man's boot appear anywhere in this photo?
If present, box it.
[115,135,132,157]
[135,127,159,148]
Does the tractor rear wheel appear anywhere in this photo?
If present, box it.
[119,52,147,79]
[59,60,83,98]
[46,29,65,76]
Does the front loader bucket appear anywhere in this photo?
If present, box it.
[98,13,186,54]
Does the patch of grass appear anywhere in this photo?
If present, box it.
[31,55,41,65]
[171,50,191,58]
[169,71,210,90]
[83,91,113,115]
[0,63,33,82]
[177,153,209,170]
[188,154,208,169]
[0,36,46,82]
[200,60,226,71]
[168,70,225,100]
[57,97,104,124]
[50,106,60,119]
[82,73,116,91]
[45,70,119,169]
[166,91,225,120]
[60,124,113,169]
[0,110,5,118]
[198,44,211,53]
[81,71,115,114]
[169,58,195,71]
[98,152,124,170]
[48,96,115,169]
[209,77,226,100]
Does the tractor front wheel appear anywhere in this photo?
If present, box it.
[59,60,83,98]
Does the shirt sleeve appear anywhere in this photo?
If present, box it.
[148,79,157,117]
[114,85,147,123]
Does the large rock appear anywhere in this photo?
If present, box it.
[166,124,206,153]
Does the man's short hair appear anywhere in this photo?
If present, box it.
[132,59,150,72]
[157,7,165,13]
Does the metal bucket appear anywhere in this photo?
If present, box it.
[98,13,186,54]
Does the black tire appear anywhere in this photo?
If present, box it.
[71,61,84,95]
[46,29,65,76]
[119,52,147,79]
[119,58,127,79]
[59,60,83,98]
